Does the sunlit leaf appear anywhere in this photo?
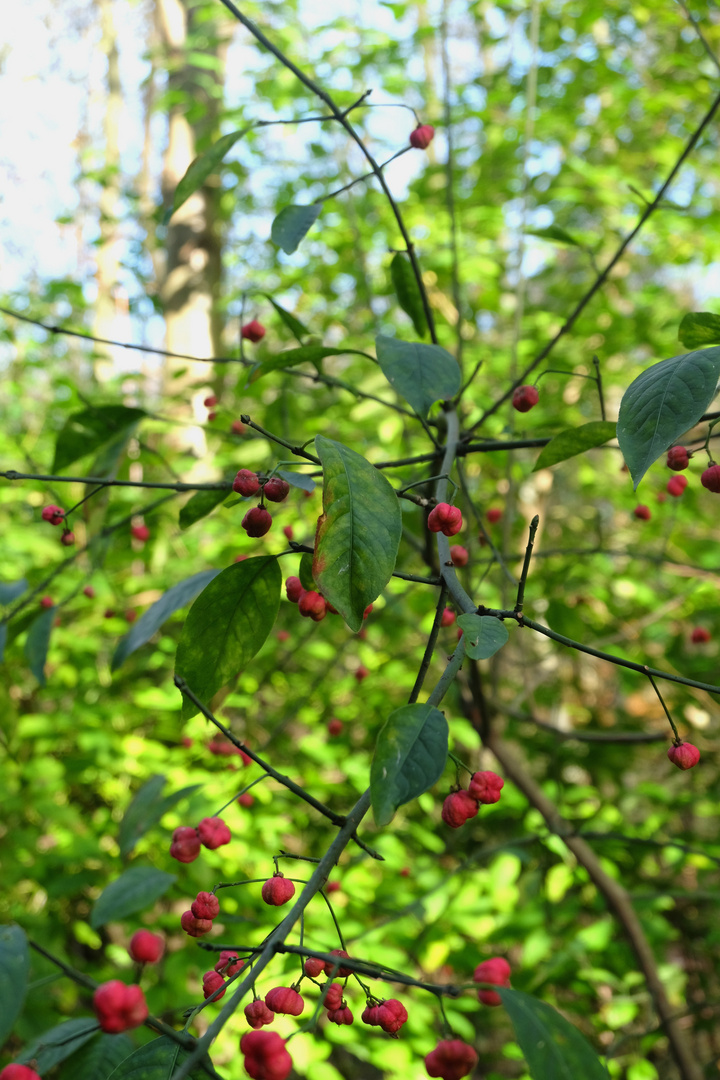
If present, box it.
[117,775,201,858]
[533,421,617,472]
[165,128,249,223]
[262,293,310,343]
[52,406,146,473]
[678,311,720,349]
[375,335,460,417]
[178,489,230,530]
[90,867,176,929]
[250,344,371,382]
[526,225,582,246]
[390,252,427,337]
[371,704,448,826]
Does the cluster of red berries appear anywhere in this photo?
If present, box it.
[170,817,232,864]
[208,736,252,764]
[442,770,504,829]
[667,741,700,770]
[284,574,373,629]
[512,384,539,413]
[241,1030,292,1080]
[41,504,75,546]
[181,889,221,938]
[203,394,218,421]
[203,950,245,1003]
[92,980,148,1033]
[233,470,290,538]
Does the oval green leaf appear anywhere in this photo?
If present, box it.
[24,606,55,686]
[616,347,720,488]
[250,344,371,382]
[457,614,509,659]
[313,436,401,632]
[52,405,146,472]
[59,1033,134,1080]
[526,225,582,246]
[271,203,322,255]
[165,127,249,224]
[18,1019,100,1073]
[117,775,201,858]
[499,989,610,1080]
[0,924,29,1047]
[0,577,28,605]
[106,1037,210,1080]
[678,311,720,349]
[113,569,221,671]
[262,292,310,344]
[390,252,427,338]
[175,556,281,720]
[533,421,617,472]
[276,469,315,493]
[90,866,176,929]
[375,335,461,418]
[178,488,230,530]
[370,703,448,827]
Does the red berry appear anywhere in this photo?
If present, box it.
[240,1030,292,1080]
[197,816,232,850]
[215,950,244,976]
[233,469,261,496]
[512,385,539,412]
[41,505,64,525]
[83,585,95,598]
[242,507,272,537]
[93,981,148,1033]
[633,505,651,520]
[104,608,116,619]
[241,319,266,343]
[238,792,254,807]
[231,419,246,435]
[285,577,305,603]
[192,891,220,920]
[245,999,275,1029]
[324,949,352,977]
[202,970,226,1001]
[131,524,150,542]
[667,741,701,770]
[276,629,290,642]
[667,446,690,470]
[324,983,344,1009]
[125,609,137,623]
[304,956,326,977]
[180,910,213,937]
[327,718,343,736]
[261,875,296,906]
[399,867,410,877]
[170,825,201,863]
[0,1066,43,1080]
[450,545,468,567]
[61,529,75,546]
[667,474,688,496]
[409,124,435,149]
[265,986,305,1016]
[691,627,711,643]
[376,998,408,1034]
[440,608,456,627]
[203,395,218,408]
[263,477,290,503]
[473,956,511,1006]
[354,664,369,682]
[361,1003,382,1026]
[428,502,463,536]
[207,411,217,421]
[424,1039,478,1079]
[701,464,720,492]
[326,880,341,893]
[282,525,294,541]
[486,507,503,523]
[298,590,326,621]
[467,770,504,804]
[40,596,54,609]
[128,929,164,964]
[327,1005,354,1025]
[441,790,479,829]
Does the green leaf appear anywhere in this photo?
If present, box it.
[179,489,229,530]
[89,424,135,481]
[262,293,310,343]
[52,406,146,472]
[24,606,55,686]
[616,347,720,488]
[678,311,720,349]
[271,203,322,254]
[106,1037,211,1080]
[298,552,316,592]
[175,557,282,720]
[313,436,402,632]
[370,703,448,827]
[375,335,461,418]
[59,1033,135,1080]
[165,128,249,223]
[532,421,617,472]
[390,252,427,337]
[18,1019,100,1073]
[250,344,371,382]
[0,924,29,1047]
[117,775,201,858]
[90,866,176,929]
[0,577,28,604]
[276,469,315,493]
[500,989,610,1080]
[457,614,509,659]
[112,570,221,671]
[526,225,582,246]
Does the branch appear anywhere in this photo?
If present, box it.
[1,469,233,493]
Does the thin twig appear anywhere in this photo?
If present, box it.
[514,514,539,614]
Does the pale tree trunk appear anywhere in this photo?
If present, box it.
[155,0,226,459]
